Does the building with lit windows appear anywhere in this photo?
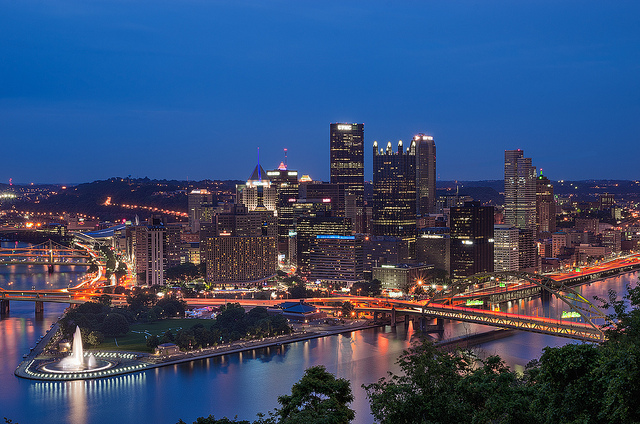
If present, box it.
[309,235,364,285]
[415,134,436,216]
[295,215,352,275]
[330,123,364,232]
[494,224,519,272]
[372,139,417,259]
[536,173,556,236]
[372,263,434,292]
[450,201,494,279]
[201,204,277,285]
[188,189,213,233]
[266,164,299,260]
[237,163,276,212]
[504,149,537,270]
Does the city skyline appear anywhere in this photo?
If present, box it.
[2,2,639,184]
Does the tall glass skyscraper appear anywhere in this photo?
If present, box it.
[372,139,417,260]
[415,134,436,216]
[504,149,537,270]
[330,124,364,199]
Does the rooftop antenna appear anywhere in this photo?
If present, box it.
[257,147,261,180]
[284,148,288,169]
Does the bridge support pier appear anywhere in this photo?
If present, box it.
[48,264,54,273]
[404,316,410,329]
[419,317,427,332]
[0,299,8,314]
[373,311,379,322]
[35,301,44,315]
[391,307,397,327]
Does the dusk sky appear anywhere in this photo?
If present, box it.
[2,1,639,184]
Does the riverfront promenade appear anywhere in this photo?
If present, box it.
[15,319,383,381]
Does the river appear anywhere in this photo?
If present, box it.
[0,245,637,424]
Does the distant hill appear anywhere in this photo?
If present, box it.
[9,177,241,222]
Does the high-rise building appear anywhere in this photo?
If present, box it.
[504,150,537,270]
[372,139,417,259]
[414,134,436,216]
[295,215,351,275]
[131,224,167,286]
[188,189,213,233]
[237,163,277,212]
[416,228,450,275]
[310,235,364,285]
[536,172,556,236]
[494,224,519,272]
[450,201,494,279]
[266,164,299,260]
[202,204,277,285]
[330,123,364,231]
[504,150,536,230]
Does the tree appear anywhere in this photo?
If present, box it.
[147,334,160,350]
[97,294,112,307]
[276,366,354,424]
[341,301,355,319]
[100,313,130,337]
[364,340,476,424]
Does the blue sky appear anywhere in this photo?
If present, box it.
[1,1,639,184]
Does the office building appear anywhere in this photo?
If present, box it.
[373,263,434,292]
[372,139,417,258]
[504,150,537,270]
[330,123,364,231]
[494,224,519,272]
[266,164,299,260]
[202,204,277,285]
[295,215,352,275]
[416,228,450,275]
[450,201,494,279]
[188,189,213,233]
[415,134,436,216]
[536,173,556,236]
[237,163,276,212]
[310,235,364,285]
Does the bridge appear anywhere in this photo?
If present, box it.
[0,239,93,268]
[3,249,639,342]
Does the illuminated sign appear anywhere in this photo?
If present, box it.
[316,235,355,240]
[337,124,352,131]
[466,300,484,306]
[266,171,280,176]
[288,171,298,176]
[322,198,331,203]
[561,311,581,319]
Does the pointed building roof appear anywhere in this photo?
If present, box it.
[248,164,269,182]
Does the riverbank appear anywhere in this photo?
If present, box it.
[15,319,383,381]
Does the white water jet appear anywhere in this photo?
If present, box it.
[59,326,87,370]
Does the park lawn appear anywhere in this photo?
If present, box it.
[99,318,214,353]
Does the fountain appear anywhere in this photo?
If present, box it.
[40,326,114,374]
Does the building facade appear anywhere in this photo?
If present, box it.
[450,202,494,279]
[372,139,417,257]
[415,134,436,216]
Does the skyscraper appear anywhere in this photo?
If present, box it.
[536,172,556,236]
[188,189,213,233]
[415,134,436,216]
[266,164,299,260]
[330,123,364,231]
[372,139,417,260]
[504,149,537,270]
[237,163,276,212]
[504,150,536,230]
[372,140,417,236]
[450,201,494,279]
